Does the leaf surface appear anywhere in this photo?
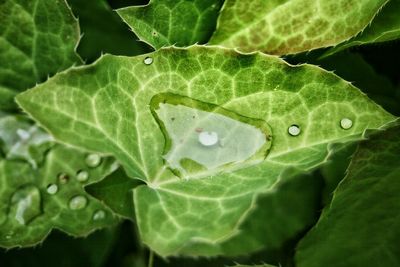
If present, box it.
[0,143,119,248]
[210,0,389,55]
[295,120,400,267]
[324,0,400,56]
[16,46,395,255]
[0,0,81,109]
[117,0,224,49]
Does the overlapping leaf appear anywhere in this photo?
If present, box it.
[324,0,400,56]
[295,120,400,267]
[16,46,395,255]
[0,116,119,248]
[117,0,224,49]
[209,0,389,55]
[0,0,81,110]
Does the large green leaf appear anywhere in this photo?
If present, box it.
[324,0,400,56]
[0,143,119,248]
[16,46,395,256]
[0,0,81,110]
[209,0,389,55]
[117,0,224,49]
[295,120,400,267]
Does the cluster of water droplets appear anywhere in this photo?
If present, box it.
[9,153,106,227]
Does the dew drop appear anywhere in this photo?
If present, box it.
[85,154,101,168]
[46,184,58,195]
[288,125,301,136]
[58,172,69,184]
[93,209,106,221]
[198,131,219,146]
[76,170,89,182]
[143,56,153,65]
[68,195,88,210]
[340,118,353,130]
[10,185,41,225]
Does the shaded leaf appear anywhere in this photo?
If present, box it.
[117,0,224,49]
[0,144,119,248]
[67,0,152,63]
[16,46,394,256]
[295,120,400,267]
[210,0,388,55]
[0,227,119,267]
[324,0,400,56]
[87,167,143,220]
[0,0,81,110]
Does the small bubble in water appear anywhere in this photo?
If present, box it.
[198,131,219,146]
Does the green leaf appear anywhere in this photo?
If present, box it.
[324,0,400,57]
[0,86,16,111]
[0,227,119,267]
[209,0,389,55]
[117,0,224,49]
[86,167,143,220]
[67,0,152,62]
[296,120,400,267]
[16,46,395,256]
[210,169,323,256]
[0,0,81,109]
[0,144,119,248]
[0,114,53,167]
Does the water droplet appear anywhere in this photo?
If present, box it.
[10,185,41,225]
[85,154,101,168]
[198,131,219,146]
[288,125,301,136]
[151,93,272,176]
[46,184,58,195]
[76,170,89,182]
[68,195,88,210]
[58,172,69,184]
[93,210,106,221]
[340,118,353,130]
[143,57,153,65]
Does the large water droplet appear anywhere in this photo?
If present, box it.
[288,125,301,136]
[10,185,42,225]
[76,170,89,182]
[143,56,153,65]
[68,195,88,210]
[93,210,106,221]
[151,93,272,176]
[85,154,101,168]
[46,184,58,195]
[340,118,353,130]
